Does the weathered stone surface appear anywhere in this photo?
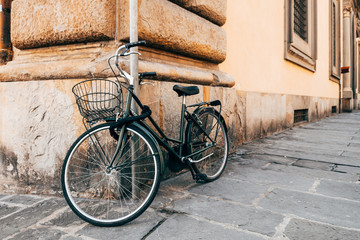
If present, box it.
[146,214,265,240]
[8,228,66,240]
[225,162,315,192]
[119,0,227,63]
[245,92,288,141]
[0,203,20,217]
[259,188,360,229]
[168,195,283,236]
[0,41,234,87]
[0,80,78,193]
[169,0,227,26]
[316,179,360,201]
[41,209,84,228]
[0,198,66,238]
[77,210,164,240]
[11,0,115,49]
[188,177,269,205]
[1,194,44,205]
[284,218,360,240]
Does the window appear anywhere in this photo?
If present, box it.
[330,0,340,80]
[285,0,317,71]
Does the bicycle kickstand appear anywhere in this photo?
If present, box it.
[184,158,208,183]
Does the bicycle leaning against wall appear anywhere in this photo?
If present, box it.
[61,41,229,227]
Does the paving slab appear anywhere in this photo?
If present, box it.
[284,218,360,240]
[1,194,45,206]
[225,162,315,192]
[315,179,360,201]
[41,208,85,228]
[264,163,359,182]
[292,159,336,171]
[240,153,297,166]
[0,203,20,218]
[1,198,66,238]
[244,145,360,166]
[7,228,66,240]
[146,213,266,240]
[188,177,269,205]
[76,210,165,240]
[167,195,283,237]
[258,188,360,229]
[334,165,360,174]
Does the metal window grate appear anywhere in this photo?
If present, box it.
[331,106,337,114]
[294,0,308,42]
[294,109,308,124]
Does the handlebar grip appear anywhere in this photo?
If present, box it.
[125,40,146,49]
[139,72,157,78]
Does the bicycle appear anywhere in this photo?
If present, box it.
[61,41,229,227]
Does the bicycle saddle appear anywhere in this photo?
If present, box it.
[173,85,199,97]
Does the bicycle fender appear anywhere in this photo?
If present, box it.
[131,122,165,175]
[188,107,228,134]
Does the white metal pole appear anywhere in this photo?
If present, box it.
[130,0,139,108]
[129,0,139,199]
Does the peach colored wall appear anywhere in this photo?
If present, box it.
[220,0,341,99]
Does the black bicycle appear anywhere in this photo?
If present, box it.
[61,41,229,227]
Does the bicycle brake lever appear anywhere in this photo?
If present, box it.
[140,82,155,86]
[123,51,141,57]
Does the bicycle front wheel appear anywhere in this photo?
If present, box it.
[186,107,229,182]
[61,123,161,227]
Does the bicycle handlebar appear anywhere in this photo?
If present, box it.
[139,72,156,79]
[115,41,147,85]
[125,40,146,50]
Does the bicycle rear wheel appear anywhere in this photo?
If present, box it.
[61,123,161,227]
[186,107,229,182]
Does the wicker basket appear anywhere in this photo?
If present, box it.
[72,79,123,122]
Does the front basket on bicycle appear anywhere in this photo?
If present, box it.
[72,79,123,122]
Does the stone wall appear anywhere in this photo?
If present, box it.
[11,0,226,64]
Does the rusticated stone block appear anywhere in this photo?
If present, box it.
[169,0,227,26]
[120,0,226,63]
[11,0,115,49]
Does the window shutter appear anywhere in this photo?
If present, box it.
[294,0,308,42]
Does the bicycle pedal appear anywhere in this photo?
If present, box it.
[194,173,208,183]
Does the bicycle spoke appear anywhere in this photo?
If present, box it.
[62,123,160,226]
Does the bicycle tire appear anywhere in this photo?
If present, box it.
[61,122,161,227]
[185,107,229,182]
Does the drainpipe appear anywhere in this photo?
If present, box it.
[342,6,353,111]
[0,0,11,64]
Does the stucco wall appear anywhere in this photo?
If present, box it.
[219,0,342,142]
[220,0,340,99]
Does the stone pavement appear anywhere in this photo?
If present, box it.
[1,111,360,240]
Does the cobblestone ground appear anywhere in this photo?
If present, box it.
[1,111,360,239]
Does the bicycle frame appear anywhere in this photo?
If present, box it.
[104,42,221,173]
[109,84,219,172]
